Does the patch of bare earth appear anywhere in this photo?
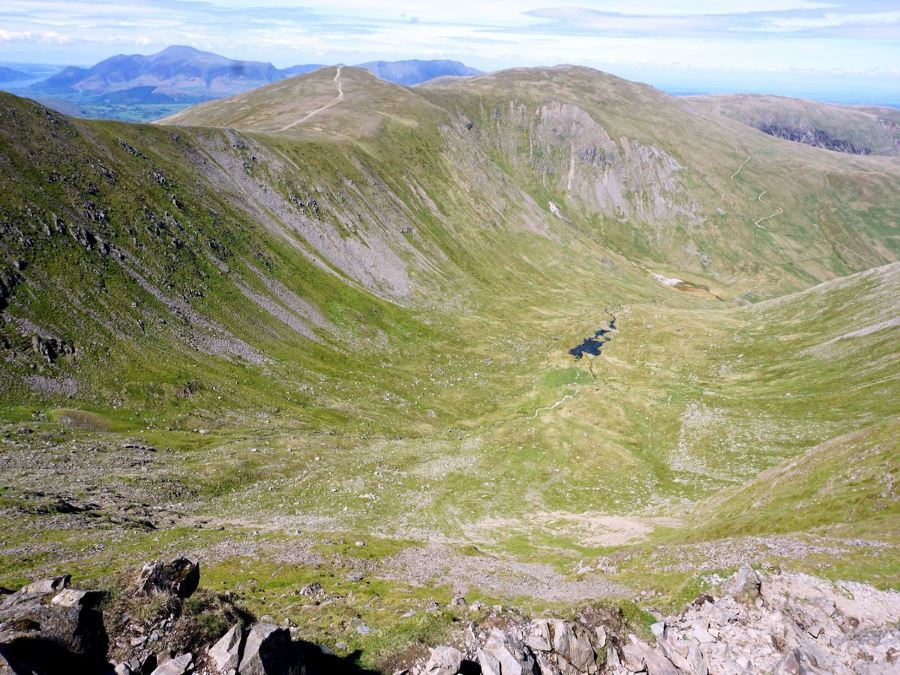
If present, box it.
[379,543,630,602]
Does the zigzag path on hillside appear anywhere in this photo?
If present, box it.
[730,154,785,230]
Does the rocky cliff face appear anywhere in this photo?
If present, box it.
[683,94,900,157]
[753,121,873,155]
[504,101,694,225]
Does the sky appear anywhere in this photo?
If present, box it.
[1,0,899,102]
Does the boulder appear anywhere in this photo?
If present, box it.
[151,652,192,675]
[687,640,708,675]
[479,629,535,675]
[0,579,108,672]
[772,650,803,675]
[477,648,502,675]
[549,620,595,673]
[621,635,649,673]
[136,558,200,599]
[642,651,680,675]
[124,652,157,675]
[594,626,606,649]
[423,645,464,675]
[690,620,716,644]
[722,564,761,602]
[620,635,679,675]
[655,638,692,673]
[238,624,302,675]
[525,620,551,652]
[20,577,70,596]
[209,623,244,673]
[50,588,104,609]
[298,583,323,598]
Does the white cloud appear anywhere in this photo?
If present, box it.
[0,28,72,44]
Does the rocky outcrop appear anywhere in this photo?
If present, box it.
[410,611,607,675]
[754,122,872,155]
[720,563,760,601]
[152,652,194,675]
[237,624,303,675]
[614,567,900,675]
[424,646,464,675]
[4,564,897,675]
[0,559,364,675]
[136,558,200,599]
[208,623,243,672]
[406,566,900,675]
[0,575,108,673]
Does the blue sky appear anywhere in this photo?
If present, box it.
[1,1,898,101]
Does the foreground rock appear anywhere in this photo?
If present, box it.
[236,624,304,675]
[3,562,897,674]
[410,607,613,675]
[0,558,359,674]
[423,645,464,675]
[0,575,108,673]
[208,623,244,672]
[137,558,201,599]
[407,566,900,675]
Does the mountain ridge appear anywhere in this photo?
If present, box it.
[0,62,897,669]
[30,45,285,103]
[685,93,900,156]
[0,66,31,83]
[358,58,481,85]
[14,46,484,120]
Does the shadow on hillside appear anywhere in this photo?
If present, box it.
[298,642,381,674]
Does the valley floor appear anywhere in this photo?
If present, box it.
[2,263,897,670]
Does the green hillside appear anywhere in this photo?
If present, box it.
[685,93,900,156]
[0,65,897,668]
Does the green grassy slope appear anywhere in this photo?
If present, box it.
[684,93,900,156]
[0,66,898,666]
[171,65,900,295]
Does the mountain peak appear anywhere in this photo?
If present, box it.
[157,45,203,56]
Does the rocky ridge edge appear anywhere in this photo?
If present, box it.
[0,560,897,675]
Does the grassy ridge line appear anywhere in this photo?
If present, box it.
[684,93,900,156]
[0,91,683,427]
[167,65,900,296]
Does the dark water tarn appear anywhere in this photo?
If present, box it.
[569,318,616,359]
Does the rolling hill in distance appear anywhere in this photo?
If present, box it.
[685,94,900,156]
[0,57,898,673]
[0,66,30,83]
[2,46,482,122]
[357,59,482,85]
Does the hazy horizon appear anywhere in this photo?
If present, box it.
[1,1,898,105]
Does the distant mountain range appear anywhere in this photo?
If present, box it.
[29,46,291,104]
[15,46,481,110]
[357,59,481,85]
[0,66,31,83]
